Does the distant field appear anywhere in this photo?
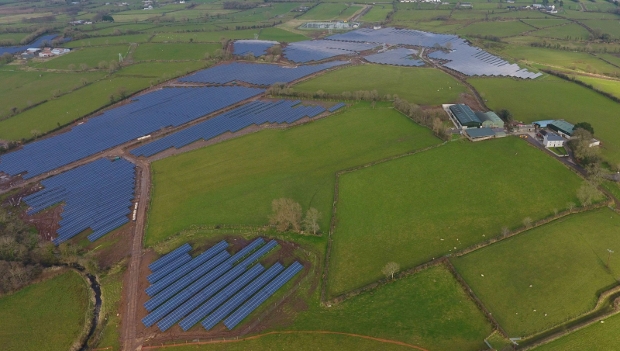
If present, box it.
[457,20,531,38]
[32,45,131,70]
[453,208,620,336]
[67,34,153,48]
[329,138,583,295]
[146,103,440,246]
[258,27,307,42]
[151,29,261,43]
[534,311,620,350]
[583,20,620,40]
[0,70,105,119]
[530,23,590,41]
[300,3,349,20]
[520,19,569,29]
[133,43,220,61]
[360,5,392,22]
[0,271,90,351]
[115,61,207,78]
[574,75,620,99]
[293,65,467,105]
[470,75,620,164]
[287,266,492,351]
[0,76,153,140]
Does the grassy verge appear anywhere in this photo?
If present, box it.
[0,270,91,351]
[533,311,620,350]
[146,102,440,246]
[329,137,582,296]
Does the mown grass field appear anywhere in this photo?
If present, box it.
[0,271,90,351]
[329,138,583,296]
[583,20,620,40]
[293,65,467,105]
[66,34,153,48]
[287,266,492,351]
[300,3,349,20]
[521,19,569,29]
[146,103,440,246]
[114,61,207,78]
[0,70,105,119]
[453,208,620,337]
[574,75,620,99]
[534,311,620,350]
[360,5,392,22]
[529,23,591,40]
[470,75,620,164]
[133,43,220,61]
[457,20,531,38]
[0,76,153,140]
[31,45,131,70]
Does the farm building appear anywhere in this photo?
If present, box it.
[548,120,574,137]
[465,127,494,141]
[533,120,555,129]
[475,111,504,128]
[543,132,564,147]
[448,104,482,129]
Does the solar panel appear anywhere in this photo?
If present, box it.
[201,263,284,330]
[149,243,192,272]
[233,40,278,57]
[147,253,192,284]
[223,262,303,329]
[179,264,264,331]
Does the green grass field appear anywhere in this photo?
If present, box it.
[300,3,349,20]
[453,208,620,337]
[457,20,532,38]
[470,75,620,164]
[0,271,90,351]
[286,266,492,351]
[574,76,620,99]
[0,76,153,140]
[151,29,263,43]
[115,61,207,78]
[0,70,105,119]
[360,5,392,22]
[293,65,467,105]
[32,45,131,70]
[534,312,620,350]
[520,19,569,29]
[66,34,153,48]
[583,20,620,40]
[530,23,591,41]
[145,103,440,246]
[133,43,220,61]
[94,264,125,350]
[328,137,583,296]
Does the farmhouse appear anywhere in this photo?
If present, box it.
[548,120,574,138]
[543,132,564,148]
[475,111,504,128]
[448,104,481,129]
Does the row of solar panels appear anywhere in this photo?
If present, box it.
[283,40,378,63]
[22,158,136,244]
[364,48,425,67]
[143,239,302,331]
[179,61,347,86]
[325,27,541,79]
[131,99,338,158]
[233,40,278,57]
[0,86,264,179]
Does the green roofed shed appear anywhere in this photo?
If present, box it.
[549,120,574,137]
[475,111,504,129]
[449,104,481,128]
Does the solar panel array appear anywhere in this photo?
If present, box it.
[131,100,328,158]
[0,86,264,179]
[328,102,346,112]
[141,239,302,331]
[178,61,347,86]
[326,27,541,79]
[233,40,278,57]
[364,48,424,67]
[22,158,136,245]
[283,40,378,63]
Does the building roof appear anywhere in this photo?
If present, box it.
[533,120,555,128]
[545,133,564,141]
[475,111,503,124]
[549,120,574,135]
[465,127,495,138]
[449,104,481,127]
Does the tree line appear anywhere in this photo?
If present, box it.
[269,198,322,235]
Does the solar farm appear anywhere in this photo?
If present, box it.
[142,239,302,332]
[2,1,620,350]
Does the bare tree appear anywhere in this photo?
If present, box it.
[553,208,559,216]
[576,181,601,206]
[567,202,576,212]
[302,208,321,235]
[382,262,400,280]
[270,198,302,232]
[501,226,510,237]
[523,217,533,228]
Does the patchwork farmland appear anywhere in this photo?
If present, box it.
[0,0,619,350]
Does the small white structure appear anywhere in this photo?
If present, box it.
[51,48,70,55]
[589,139,601,148]
[543,133,564,148]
